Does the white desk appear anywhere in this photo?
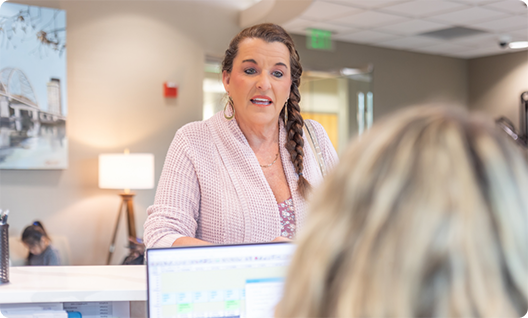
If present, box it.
[0,265,146,303]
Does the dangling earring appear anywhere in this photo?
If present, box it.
[224,97,235,120]
[283,100,288,124]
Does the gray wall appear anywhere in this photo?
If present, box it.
[0,0,509,265]
[468,50,528,127]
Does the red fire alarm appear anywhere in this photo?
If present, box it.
[164,82,178,98]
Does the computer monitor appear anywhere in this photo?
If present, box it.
[146,242,296,318]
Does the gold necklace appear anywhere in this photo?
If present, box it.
[260,153,279,168]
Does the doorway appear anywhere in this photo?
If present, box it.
[300,65,373,153]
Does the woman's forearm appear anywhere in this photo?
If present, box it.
[172,236,212,247]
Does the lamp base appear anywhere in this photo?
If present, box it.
[107,193,137,265]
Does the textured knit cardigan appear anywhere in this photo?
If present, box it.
[144,111,338,248]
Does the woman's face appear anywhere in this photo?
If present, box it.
[222,38,292,128]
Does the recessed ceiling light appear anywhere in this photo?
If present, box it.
[521,0,528,7]
[509,41,528,49]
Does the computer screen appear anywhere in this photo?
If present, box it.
[146,243,296,318]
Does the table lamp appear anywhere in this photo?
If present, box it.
[99,150,154,264]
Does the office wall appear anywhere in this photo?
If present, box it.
[468,51,528,127]
[0,1,471,265]
[292,34,469,120]
[0,0,241,265]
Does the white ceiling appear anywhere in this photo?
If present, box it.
[181,0,261,11]
[281,0,528,58]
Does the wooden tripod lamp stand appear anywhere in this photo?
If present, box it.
[99,150,154,265]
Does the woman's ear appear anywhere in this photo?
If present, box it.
[222,70,230,93]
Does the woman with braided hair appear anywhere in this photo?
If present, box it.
[144,23,338,247]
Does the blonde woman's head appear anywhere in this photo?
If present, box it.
[276,106,528,318]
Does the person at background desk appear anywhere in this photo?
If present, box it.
[144,23,338,248]
[276,106,528,317]
[22,221,61,266]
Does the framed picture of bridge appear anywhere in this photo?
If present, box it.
[0,2,67,169]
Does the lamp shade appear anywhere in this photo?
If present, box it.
[98,153,155,190]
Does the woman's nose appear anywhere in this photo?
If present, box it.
[256,74,271,91]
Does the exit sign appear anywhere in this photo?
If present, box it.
[307,29,333,51]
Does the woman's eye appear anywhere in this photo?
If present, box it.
[272,71,284,78]
[244,68,256,75]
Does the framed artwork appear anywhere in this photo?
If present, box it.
[0,2,67,169]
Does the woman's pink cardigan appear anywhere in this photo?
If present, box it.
[144,111,338,248]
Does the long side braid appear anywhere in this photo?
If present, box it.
[283,82,311,198]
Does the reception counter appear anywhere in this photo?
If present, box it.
[0,266,147,316]
[0,265,146,303]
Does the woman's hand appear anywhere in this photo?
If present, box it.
[271,236,293,243]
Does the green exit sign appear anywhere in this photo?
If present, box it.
[307,29,333,51]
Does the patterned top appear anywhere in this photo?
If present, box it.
[144,111,339,248]
[278,197,295,239]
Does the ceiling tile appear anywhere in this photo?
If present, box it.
[429,6,509,24]
[381,0,469,18]
[474,15,528,31]
[483,0,528,14]
[375,19,449,35]
[413,42,474,55]
[325,0,411,9]
[308,22,358,34]
[377,35,446,48]
[281,18,314,30]
[281,0,524,58]
[286,22,357,36]
[334,30,400,43]
[215,0,257,10]
[300,1,363,21]
[332,11,409,27]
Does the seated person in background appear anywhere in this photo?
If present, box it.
[276,106,528,318]
[22,221,61,266]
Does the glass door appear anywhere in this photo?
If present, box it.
[203,59,224,121]
[300,65,373,153]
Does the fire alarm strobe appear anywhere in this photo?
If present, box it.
[164,82,178,98]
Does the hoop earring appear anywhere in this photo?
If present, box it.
[283,101,288,124]
[224,97,235,120]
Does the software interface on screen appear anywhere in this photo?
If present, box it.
[147,243,296,318]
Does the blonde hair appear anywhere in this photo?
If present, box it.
[276,106,528,317]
